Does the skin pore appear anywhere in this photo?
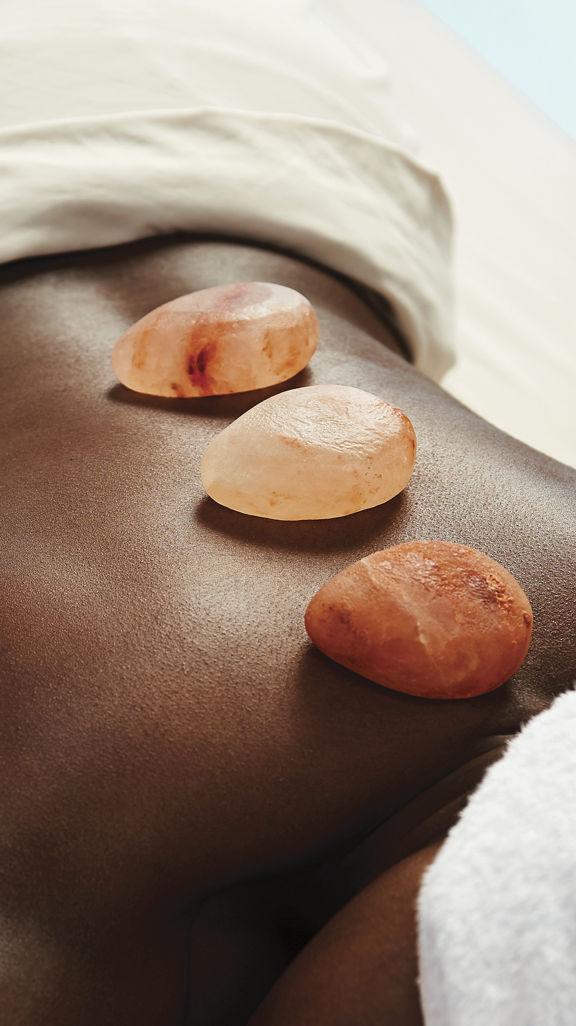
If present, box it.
[1,235,575,1026]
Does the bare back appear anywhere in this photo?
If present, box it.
[1,236,575,1025]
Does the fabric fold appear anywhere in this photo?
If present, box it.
[0,106,454,379]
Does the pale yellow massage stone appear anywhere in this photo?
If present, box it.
[201,383,417,520]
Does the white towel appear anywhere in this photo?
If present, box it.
[418,688,576,1026]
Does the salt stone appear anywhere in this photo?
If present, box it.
[305,541,533,699]
[111,282,318,397]
[201,383,417,520]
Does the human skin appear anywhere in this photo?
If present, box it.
[1,235,574,1026]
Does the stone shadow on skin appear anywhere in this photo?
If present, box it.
[294,644,519,796]
[194,490,412,555]
[106,366,315,419]
[296,644,516,719]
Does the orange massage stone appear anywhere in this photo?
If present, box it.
[305,540,533,699]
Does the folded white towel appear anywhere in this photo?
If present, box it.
[418,688,576,1026]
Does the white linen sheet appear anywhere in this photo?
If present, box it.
[321,0,576,468]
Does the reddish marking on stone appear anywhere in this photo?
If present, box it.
[187,341,214,393]
[171,383,185,397]
[261,330,273,360]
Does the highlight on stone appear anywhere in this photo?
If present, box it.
[305,541,533,699]
[200,383,417,520]
[111,281,319,397]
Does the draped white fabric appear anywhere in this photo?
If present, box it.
[325,0,576,467]
[0,0,454,380]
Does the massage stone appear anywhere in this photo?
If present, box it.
[111,281,318,396]
[201,383,417,520]
[305,541,533,698]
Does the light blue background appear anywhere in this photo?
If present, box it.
[418,0,576,141]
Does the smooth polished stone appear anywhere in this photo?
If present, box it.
[305,541,533,699]
[200,383,417,520]
[111,281,318,396]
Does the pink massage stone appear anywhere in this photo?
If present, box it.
[111,281,318,397]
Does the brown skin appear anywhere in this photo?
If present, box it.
[1,235,575,1026]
